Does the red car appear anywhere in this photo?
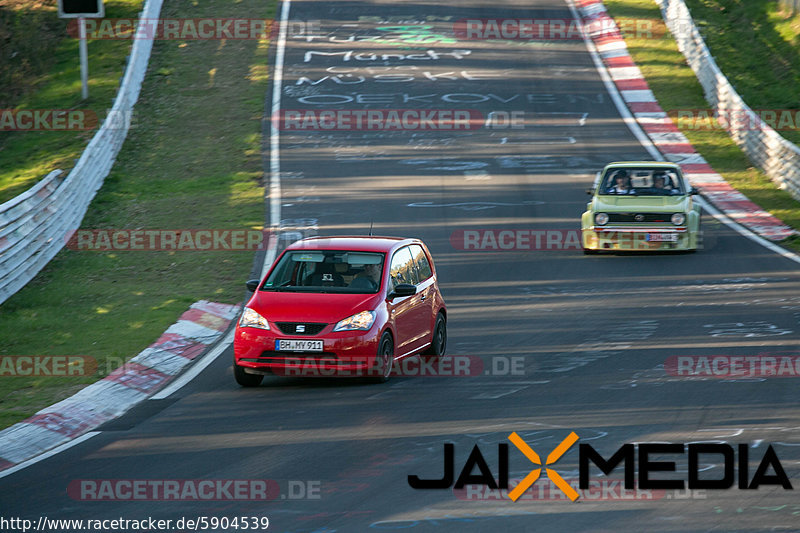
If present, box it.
[233,236,447,385]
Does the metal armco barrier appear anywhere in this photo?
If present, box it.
[656,0,800,203]
[779,0,800,15]
[0,0,165,306]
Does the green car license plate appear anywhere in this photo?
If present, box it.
[646,233,678,242]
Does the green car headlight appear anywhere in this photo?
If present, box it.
[671,213,686,225]
[595,213,609,226]
[238,307,270,330]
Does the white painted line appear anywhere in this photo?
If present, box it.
[471,387,528,400]
[262,0,291,280]
[566,0,662,161]
[0,432,99,480]
[151,330,234,399]
[154,1,292,399]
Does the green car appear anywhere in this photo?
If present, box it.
[581,162,702,253]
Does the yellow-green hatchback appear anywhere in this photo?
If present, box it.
[581,162,702,253]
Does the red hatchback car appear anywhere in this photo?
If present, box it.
[233,236,447,385]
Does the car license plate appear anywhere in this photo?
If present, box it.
[275,339,323,352]
[646,233,678,242]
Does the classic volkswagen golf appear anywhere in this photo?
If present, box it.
[581,162,702,253]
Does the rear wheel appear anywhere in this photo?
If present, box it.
[423,313,447,357]
[234,363,263,387]
[372,332,394,383]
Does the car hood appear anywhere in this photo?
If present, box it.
[593,195,690,212]
[247,290,382,324]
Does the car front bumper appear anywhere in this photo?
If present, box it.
[233,326,384,377]
[582,226,696,251]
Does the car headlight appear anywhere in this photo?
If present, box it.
[333,310,376,332]
[238,307,270,330]
[595,213,609,226]
[671,213,686,225]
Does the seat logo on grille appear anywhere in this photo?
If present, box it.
[634,214,645,222]
[296,325,305,333]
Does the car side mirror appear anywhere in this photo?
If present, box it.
[586,188,595,195]
[689,187,699,195]
[389,283,417,298]
[246,279,260,292]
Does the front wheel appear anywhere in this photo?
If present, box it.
[423,313,447,357]
[234,363,263,387]
[372,332,394,383]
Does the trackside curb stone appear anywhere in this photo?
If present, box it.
[0,300,240,470]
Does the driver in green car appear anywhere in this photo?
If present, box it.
[605,170,635,195]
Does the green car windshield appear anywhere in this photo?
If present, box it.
[261,250,385,293]
[600,168,686,196]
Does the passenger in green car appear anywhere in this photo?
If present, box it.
[652,172,680,195]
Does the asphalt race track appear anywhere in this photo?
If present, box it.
[3,0,800,531]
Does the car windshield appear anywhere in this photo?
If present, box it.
[599,168,686,196]
[260,250,385,293]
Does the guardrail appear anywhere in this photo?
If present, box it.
[779,0,800,15]
[655,0,800,203]
[0,0,164,306]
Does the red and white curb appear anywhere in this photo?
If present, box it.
[0,300,240,471]
[576,0,796,241]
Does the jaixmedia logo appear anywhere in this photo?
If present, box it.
[408,432,793,501]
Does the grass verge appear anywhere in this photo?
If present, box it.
[603,0,800,251]
[0,0,144,203]
[0,0,275,430]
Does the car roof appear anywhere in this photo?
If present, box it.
[603,161,682,171]
[285,235,419,253]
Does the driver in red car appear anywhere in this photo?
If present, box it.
[351,262,381,291]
